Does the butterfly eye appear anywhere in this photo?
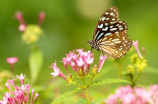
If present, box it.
[88,6,132,58]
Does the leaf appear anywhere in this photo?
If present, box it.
[29,47,43,83]
[90,79,131,86]
[76,98,88,104]
[52,87,81,104]
[144,66,158,74]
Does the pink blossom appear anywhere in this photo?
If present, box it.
[6,57,18,64]
[49,61,68,81]
[49,61,60,77]
[19,24,26,31]
[0,74,38,104]
[15,12,26,26]
[105,85,158,104]
[49,49,108,79]
[105,95,118,104]
[16,73,26,84]
[98,54,107,72]
[38,12,45,26]
[142,47,145,55]
[133,40,142,58]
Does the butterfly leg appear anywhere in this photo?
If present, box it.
[91,47,93,52]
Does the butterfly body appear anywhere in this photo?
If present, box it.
[88,6,132,58]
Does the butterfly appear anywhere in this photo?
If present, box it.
[88,6,132,58]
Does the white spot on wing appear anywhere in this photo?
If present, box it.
[110,28,117,31]
[105,12,109,15]
[105,23,108,26]
[110,13,114,16]
[104,33,111,36]
[98,24,103,28]
[102,27,108,31]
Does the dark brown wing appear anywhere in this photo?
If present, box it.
[93,6,120,40]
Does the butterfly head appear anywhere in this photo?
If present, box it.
[88,40,100,50]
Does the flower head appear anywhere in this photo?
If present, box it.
[6,57,18,64]
[49,61,68,81]
[15,12,45,44]
[105,85,158,104]
[0,74,39,104]
[49,49,108,82]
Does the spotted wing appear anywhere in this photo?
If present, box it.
[93,6,120,40]
[94,21,128,41]
[98,32,132,58]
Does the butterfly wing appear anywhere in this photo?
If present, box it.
[91,6,132,58]
[93,6,120,40]
[99,32,132,58]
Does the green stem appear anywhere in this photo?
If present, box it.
[115,60,122,78]
[84,88,91,104]
[129,74,135,88]
[134,71,142,83]
[73,82,83,88]
[87,75,95,85]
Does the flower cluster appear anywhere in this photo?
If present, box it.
[125,40,147,75]
[49,49,107,82]
[105,85,158,104]
[15,12,45,44]
[0,74,39,104]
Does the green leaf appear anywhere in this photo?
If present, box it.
[90,79,131,86]
[76,98,88,104]
[29,47,43,83]
[52,87,81,104]
[144,66,158,74]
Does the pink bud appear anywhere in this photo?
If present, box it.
[15,12,26,26]
[6,57,18,64]
[19,24,26,32]
[142,47,145,56]
[133,40,142,58]
[38,12,45,26]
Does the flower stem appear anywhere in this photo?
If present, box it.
[87,75,95,85]
[10,64,14,73]
[115,59,122,78]
[134,71,142,83]
[84,88,91,104]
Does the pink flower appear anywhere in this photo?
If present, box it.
[16,73,26,84]
[49,61,68,81]
[15,11,45,32]
[49,61,60,77]
[0,74,39,104]
[133,40,142,58]
[38,12,45,26]
[121,93,135,104]
[142,47,145,55]
[6,57,18,64]
[105,85,158,104]
[98,54,107,72]
[49,49,108,80]
[105,94,118,104]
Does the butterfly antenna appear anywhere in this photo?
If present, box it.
[75,41,88,49]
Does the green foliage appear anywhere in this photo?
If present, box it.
[52,87,81,104]
[90,79,131,86]
[29,47,43,83]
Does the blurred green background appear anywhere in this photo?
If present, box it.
[0,0,158,103]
